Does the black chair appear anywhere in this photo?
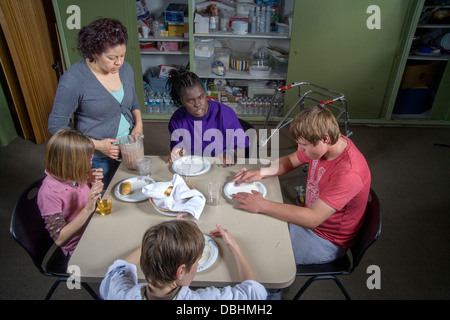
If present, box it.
[10,178,100,300]
[293,188,382,300]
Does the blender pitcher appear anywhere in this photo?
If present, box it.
[119,134,144,170]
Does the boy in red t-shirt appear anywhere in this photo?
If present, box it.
[232,105,371,265]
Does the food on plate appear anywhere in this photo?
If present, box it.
[119,181,132,195]
[164,186,173,197]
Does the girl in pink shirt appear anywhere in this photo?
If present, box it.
[37,129,104,256]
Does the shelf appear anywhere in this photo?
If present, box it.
[140,45,190,55]
[139,36,189,42]
[417,24,450,28]
[194,31,290,40]
[196,68,287,80]
[408,54,450,61]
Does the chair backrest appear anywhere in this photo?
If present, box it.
[349,188,382,271]
[9,178,54,274]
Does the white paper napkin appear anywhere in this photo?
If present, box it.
[142,174,206,219]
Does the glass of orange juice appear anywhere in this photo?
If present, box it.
[97,191,112,215]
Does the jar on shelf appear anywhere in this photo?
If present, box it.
[194,38,215,59]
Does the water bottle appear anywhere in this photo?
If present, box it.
[255,7,261,34]
[259,7,266,34]
[154,92,162,113]
[278,100,284,116]
[295,185,306,206]
[265,7,272,33]
[148,92,156,113]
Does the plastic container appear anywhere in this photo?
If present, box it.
[119,135,144,170]
[249,58,271,76]
[231,20,248,34]
[227,39,255,71]
[194,38,215,59]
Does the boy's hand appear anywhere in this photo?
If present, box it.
[209,224,238,251]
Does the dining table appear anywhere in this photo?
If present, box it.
[68,155,296,289]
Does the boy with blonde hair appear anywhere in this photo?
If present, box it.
[232,105,371,265]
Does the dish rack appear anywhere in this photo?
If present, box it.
[261,82,353,146]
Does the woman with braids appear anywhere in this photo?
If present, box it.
[48,18,143,187]
[166,67,249,166]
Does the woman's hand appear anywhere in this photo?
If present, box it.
[94,138,120,159]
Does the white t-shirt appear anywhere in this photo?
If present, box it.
[100,260,267,300]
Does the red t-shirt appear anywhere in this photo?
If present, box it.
[297,136,371,248]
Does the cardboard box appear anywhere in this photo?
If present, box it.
[168,23,184,37]
[165,3,187,24]
[194,14,209,34]
[400,62,440,89]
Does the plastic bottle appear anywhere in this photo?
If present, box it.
[247,97,254,115]
[255,7,261,34]
[265,7,272,33]
[148,93,158,113]
[153,20,159,37]
[259,6,267,34]
[295,185,306,206]
[278,100,284,116]
[249,7,256,34]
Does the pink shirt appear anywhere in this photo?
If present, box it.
[37,171,90,256]
[297,136,371,248]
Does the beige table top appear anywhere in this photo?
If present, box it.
[69,156,296,289]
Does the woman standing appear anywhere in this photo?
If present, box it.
[48,18,143,187]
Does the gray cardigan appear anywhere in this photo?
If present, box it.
[48,59,141,156]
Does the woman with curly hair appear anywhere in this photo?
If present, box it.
[48,18,143,187]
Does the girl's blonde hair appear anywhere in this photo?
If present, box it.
[140,220,205,288]
[289,105,341,145]
[45,129,95,184]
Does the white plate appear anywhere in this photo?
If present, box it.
[114,176,156,202]
[172,156,211,176]
[223,181,267,199]
[198,235,219,272]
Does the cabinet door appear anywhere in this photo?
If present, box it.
[286,0,413,119]
[52,0,144,109]
[430,62,450,121]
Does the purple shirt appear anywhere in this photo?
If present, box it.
[37,171,90,256]
[168,100,249,157]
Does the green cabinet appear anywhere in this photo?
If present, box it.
[52,0,144,109]
[52,0,448,124]
[285,0,415,120]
